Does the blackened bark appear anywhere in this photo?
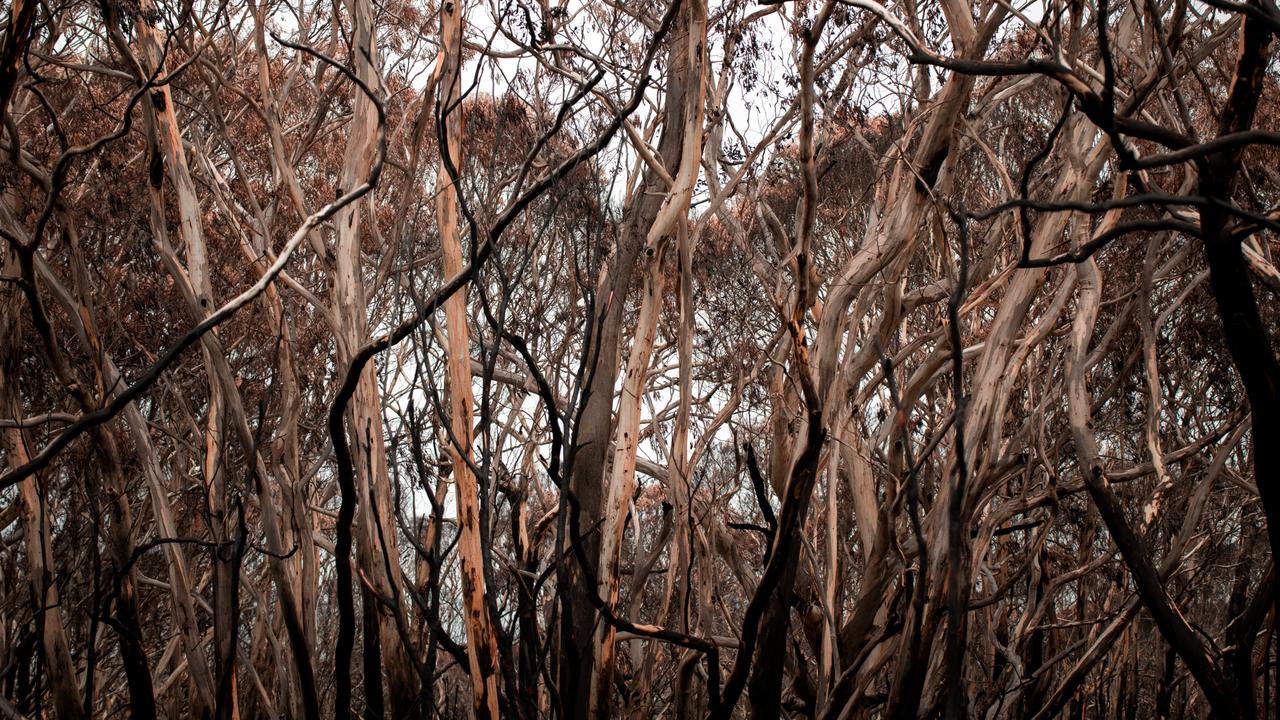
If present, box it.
[113,582,158,720]
[1155,646,1176,720]
[746,542,801,719]
[1200,14,1280,566]
[362,586,385,720]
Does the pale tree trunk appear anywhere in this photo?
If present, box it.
[807,0,1011,412]
[817,459,840,707]
[249,0,333,264]
[590,247,667,715]
[589,2,707,713]
[1136,223,1174,530]
[558,4,702,715]
[664,221,695,638]
[433,1,503,717]
[923,125,1099,694]
[771,9,996,708]
[329,0,417,713]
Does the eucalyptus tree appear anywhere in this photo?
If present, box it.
[1,0,1278,717]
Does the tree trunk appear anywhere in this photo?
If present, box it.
[434,1,503,716]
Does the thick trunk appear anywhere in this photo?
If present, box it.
[559,235,637,718]
[434,1,503,716]
[746,540,801,719]
[590,250,668,713]
[1200,16,1280,563]
[559,4,704,715]
[328,0,417,714]
[589,5,707,713]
